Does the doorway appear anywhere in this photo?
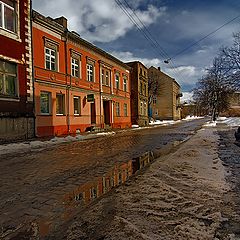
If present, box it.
[103,100,110,124]
[91,102,96,124]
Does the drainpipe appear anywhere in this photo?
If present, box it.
[63,30,70,134]
[99,63,102,128]
[30,0,36,138]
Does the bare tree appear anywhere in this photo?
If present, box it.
[193,55,234,120]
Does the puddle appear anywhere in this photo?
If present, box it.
[63,151,154,211]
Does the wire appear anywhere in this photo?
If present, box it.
[114,0,186,84]
[172,13,240,60]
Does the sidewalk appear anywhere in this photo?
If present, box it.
[57,126,235,240]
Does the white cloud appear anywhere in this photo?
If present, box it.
[32,0,166,43]
[181,92,193,103]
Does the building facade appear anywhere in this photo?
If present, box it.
[32,11,131,137]
[127,61,148,126]
[0,0,34,142]
[148,66,182,121]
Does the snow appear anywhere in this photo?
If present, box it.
[1,116,238,156]
[203,117,240,128]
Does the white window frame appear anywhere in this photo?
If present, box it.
[87,63,94,82]
[40,91,51,115]
[0,0,16,33]
[56,93,65,115]
[73,96,80,116]
[45,47,57,71]
[115,73,120,89]
[71,57,79,78]
[0,59,18,98]
[123,76,127,92]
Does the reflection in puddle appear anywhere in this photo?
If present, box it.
[63,151,154,210]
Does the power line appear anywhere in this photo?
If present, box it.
[172,13,240,60]
[114,0,186,84]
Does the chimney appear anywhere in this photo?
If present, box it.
[54,16,68,28]
[158,67,161,71]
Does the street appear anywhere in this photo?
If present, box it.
[0,118,207,239]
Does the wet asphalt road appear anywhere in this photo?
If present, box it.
[0,118,208,239]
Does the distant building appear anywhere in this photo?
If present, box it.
[0,0,34,142]
[32,11,131,137]
[126,61,149,126]
[222,91,240,117]
[148,66,182,121]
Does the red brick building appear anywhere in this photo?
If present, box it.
[32,11,131,137]
[0,0,34,142]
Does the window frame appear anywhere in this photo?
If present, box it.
[87,62,94,82]
[73,96,81,116]
[115,102,120,117]
[0,0,17,33]
[124,103,127,117]
[115,73,120,89]
[71,57,80,78]
[40,91,51,115]
[123,76,127,92]
[56,93,65,115]
[0,59,18,98]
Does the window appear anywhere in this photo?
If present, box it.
[153,96,157,104]
[45,47,57,71]
[124,103,127,116]
[105,70,109,86]
[0,0,16,33]
[102,69,110,86]
[115,73,119,89]
[40,91,51,114]
[155,109,158,116]
[140,101,143,115]
[71,57,79,77]
[0,59,17,97]
[73,96,80,115]
[87,63,94,82]
[123,76,127,92]
[143,84,147,96]
[144,102,147,116]
[140,82,143,94]
[116,102,120,116]
[56,93,65,115]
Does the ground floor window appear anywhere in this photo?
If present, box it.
[40,91,51,114]
[73,96,80,115]
[56,93,65,115]
[116,102,120,116]
[0,59,17,97]
[124,103,127,116]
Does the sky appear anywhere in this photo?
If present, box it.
[32,0,240,99]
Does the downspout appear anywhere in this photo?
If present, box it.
[64,30,70,134]
[30,0,36,137]
[99,62,102,128]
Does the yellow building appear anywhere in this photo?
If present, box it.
[148,66,182,121]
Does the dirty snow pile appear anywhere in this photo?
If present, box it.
[65,128,230,240]
[0,132,116,156]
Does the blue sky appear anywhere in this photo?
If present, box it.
[32,0,240,99]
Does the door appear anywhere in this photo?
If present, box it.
[103,101,110,124]
[91,102,96,124]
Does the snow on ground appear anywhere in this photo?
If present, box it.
[0,132,116,156]
[0,116,202,156]
[203,117,240,128]
[65,127,230,240]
